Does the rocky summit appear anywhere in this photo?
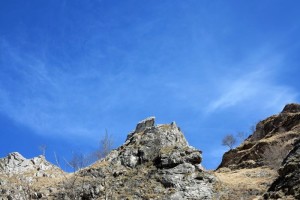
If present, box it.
[57,117,216,199]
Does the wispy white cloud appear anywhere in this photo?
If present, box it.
[0,41,111,139]
[0,39,177,140]
[206,53,298,114]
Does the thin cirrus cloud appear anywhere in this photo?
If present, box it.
[0,43,103,139]
[0,35,298,142]
[206,67,298,114]
[0,40,171,139]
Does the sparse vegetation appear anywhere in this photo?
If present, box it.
[222,134,237,149]
[236,131,247,143]
[95,129,114,159]
[56,131,114,199]
[38,144,47,157]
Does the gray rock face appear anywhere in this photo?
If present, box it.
[55,117,215,199]
[120,119,190,168]
[0,152,65,200]
[0,152,57,175]
[264,139,300,199]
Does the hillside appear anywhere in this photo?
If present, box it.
[1,117,216,199]
[1,104,300,199]
[215,103,300,199]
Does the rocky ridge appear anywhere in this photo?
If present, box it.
[0,117,216,200]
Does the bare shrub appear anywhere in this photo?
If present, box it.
[236,131,247,144]
[222,134,237,149]
[38,145,47,157]
[95,130,113,159]
[59,152,92,199]
[67,152,89,172]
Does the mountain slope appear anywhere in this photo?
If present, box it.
[218,103,300,170]
[215,103,300,199]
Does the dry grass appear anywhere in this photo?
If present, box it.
[214,167,278,200]
[89,160,110,169]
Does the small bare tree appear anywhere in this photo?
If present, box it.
[68,152,86,172]
[222,134,237,149]
[60,152,92,199]
[96,130,113,159]
[236,131,246,143]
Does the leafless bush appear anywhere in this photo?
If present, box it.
[52,131,114,199]
[236,131,247,144]
[222,134,237,149]
[38,145,47,157]
[95,130,113,159]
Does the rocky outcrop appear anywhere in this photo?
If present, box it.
[54,117,215,199]
[218,103,300,170]
[264,139,300,199]
[0,152,65,200]
[0,152,58,175]
[282,103,300,114]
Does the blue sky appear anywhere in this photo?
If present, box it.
[0,0,300,170]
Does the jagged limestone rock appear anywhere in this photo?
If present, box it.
[0,152,60,175]
[0,153,65,200]
[54,117,215,199]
